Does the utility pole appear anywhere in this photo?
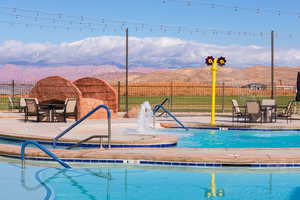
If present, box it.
[125,28,129,116]
[271,30,274,99]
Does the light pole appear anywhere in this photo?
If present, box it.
[205,56,226,126]
[271,30,274,99]
[125,28,129,116]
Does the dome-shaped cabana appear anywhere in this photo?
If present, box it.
[29,76,82,104]
[29,76,116,120]
[73,77,118,118]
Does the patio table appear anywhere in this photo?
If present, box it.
[39,104,65,122]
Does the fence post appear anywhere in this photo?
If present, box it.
[117,81,121,112]
[222,82,225,113]
[274,83,276,100]
[12,80,15,109]
[170,82,173,112]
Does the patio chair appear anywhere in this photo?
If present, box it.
[19,98,38,113]
[231,99,245,122]
[19,98,26,112]
[54,98,78,122]
[244,101,263,123]
[277,101,295,123]
[261,99,277,122]
[24,98,48,122]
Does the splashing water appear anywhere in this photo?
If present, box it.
[137,101,153,132]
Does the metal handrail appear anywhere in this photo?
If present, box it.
[153,98,169,113]
[160,98,170,107]
[53,104,111,148]
[66,135,110,149]
[153,104,188,130]
[154,98,170,117]
[21,140,71,168]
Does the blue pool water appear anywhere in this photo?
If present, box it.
[163,129,300,148]
[2,161,300,200]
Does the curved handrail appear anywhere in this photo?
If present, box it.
[21,140,71,168]
[160,98,170,107]
[153,98,169,113]
[53,104,111,148]
[153,104,188,131]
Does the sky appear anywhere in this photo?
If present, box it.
[0,0,300,68]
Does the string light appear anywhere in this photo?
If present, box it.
[0,5,291,39]
[164,0,300,19]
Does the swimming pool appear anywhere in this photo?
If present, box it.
[164,129,300,148]
[2,160,300,200]
[3,128,300,149]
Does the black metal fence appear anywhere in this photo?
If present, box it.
[0,80,296,112]
[0,80,34,110]
[112,81,296,112]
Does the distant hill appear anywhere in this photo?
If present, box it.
[114,66,300,86]
[0,64,299,86]
[0,64,168,82]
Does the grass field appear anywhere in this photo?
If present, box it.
[0,97,20,110]
[119,95,295,112]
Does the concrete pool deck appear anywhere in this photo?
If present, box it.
[2,111,300,166]
[0,112,177,146]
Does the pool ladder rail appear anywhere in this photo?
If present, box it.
[21,140,71,168]
[66,135,109,149]
[153,99,188,131]
[53,104,111,149]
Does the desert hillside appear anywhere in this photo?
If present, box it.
[1,64,299,86]
[107,66,300,85]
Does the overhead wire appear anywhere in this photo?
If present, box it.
[0,5,271,38]
[162,0,300,18]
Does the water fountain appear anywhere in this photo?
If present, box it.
[137,101,153,132]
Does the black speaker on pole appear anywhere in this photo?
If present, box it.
[296,72,300,101]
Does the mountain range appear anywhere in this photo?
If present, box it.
[0,64,299,85]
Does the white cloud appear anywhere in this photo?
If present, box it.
[0,36,298,67]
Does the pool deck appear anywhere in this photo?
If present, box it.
[0,112,177,146]
[158,112,300,129]
[2,111,300,166]
[3,145,300,165]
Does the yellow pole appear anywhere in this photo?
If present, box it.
[210,58,218,126]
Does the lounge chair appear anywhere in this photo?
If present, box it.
[24,98,48,122]
[231,99,245,122]
[54,98,78,122]
[244,101,263,123]
[277,101,295,123]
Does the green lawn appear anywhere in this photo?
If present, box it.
[0,97,20,110]
[118,95,295,112]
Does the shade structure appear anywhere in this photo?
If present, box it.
[296,72,300,101]
[29,76,117,119]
